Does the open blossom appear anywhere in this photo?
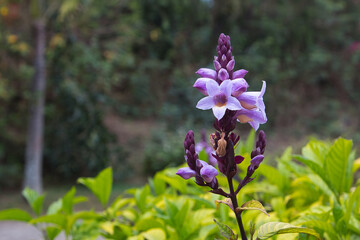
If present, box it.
[235,81,267,131]
[196,80,242,120]
[193,33,267,130]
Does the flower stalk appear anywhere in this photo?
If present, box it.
[176,33,267,239]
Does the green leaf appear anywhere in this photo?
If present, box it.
[62,187,76,214]
[141,228,166,240]
[0,209,32,222]
[256,222,320,240]
[46,226,62,240]
[324,138,353,194]
[301,139,329,165]
[30,214,66,227]
[135,185,150,213]
[47,199,63,215]
[135,217,164,231]
[353,157,360,173]
[78,167,112,208]
[236,200,269,216]
[22,187,45,216]
[214,219,238,240]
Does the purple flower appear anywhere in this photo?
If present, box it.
[235,81,267,131]
[176,167,196,179]
[248,155,264,172]
[197,160,218,183]
[196,80,242,120]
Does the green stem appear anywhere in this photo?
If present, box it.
[227,176,247,240]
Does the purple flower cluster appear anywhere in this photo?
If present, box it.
[194,33,267,131]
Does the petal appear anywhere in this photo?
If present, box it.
[212,106,227,120]
[200,165,218,183]
[218,68,229,81]
[206,79,220,96]
[233,69,248,79]
[231,78,249,97]
[193,78,213,95]
[196,96,214,110]
[196,68,217,80]
[249,121,260,131]
[226,59,235,71]
[176,167,196,179]
[259,81,266,98]
[226,96,242,110]
[219,80,232,97]
[237,92,258,106]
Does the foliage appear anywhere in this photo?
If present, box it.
[1,136,358,239]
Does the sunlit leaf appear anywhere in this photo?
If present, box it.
[324,138,353,194]
[141,228,166,240]
[236,200,269,216]
[22,187,44,216]
[78,167,112,208]
[256,222,320,239]
[0,209,32,222]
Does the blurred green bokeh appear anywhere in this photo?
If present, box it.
[0,0,359,187]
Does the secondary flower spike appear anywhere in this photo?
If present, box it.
[193,33,267,129]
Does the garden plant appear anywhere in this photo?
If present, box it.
[0,34,359,240]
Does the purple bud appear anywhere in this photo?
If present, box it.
[249,155,264,172]
[200,165,219,183]
[231,78,249,96]
[226,50,232,59]
[221,54,227,62]
[226,60,235,71]
[218,68,229,81]
[232,69,248,79]
[196,68,217,80]
[214,60,221,71]
[221,45,227,54]
[176,167,196,179]
[193,78,212,95]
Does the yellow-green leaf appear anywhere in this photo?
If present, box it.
[256,222,320,240]
[236,200,269,216]
[141,228,166,240]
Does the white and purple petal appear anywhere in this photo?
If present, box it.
[196,96,215,110]
[196,68,217,80]
[212,106,227,120]
[219,80,232,97]
[206,79,220,96]
[226,96,243,110]
[176,167,196,179]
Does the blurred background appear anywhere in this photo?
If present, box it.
[0,0,359,196]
